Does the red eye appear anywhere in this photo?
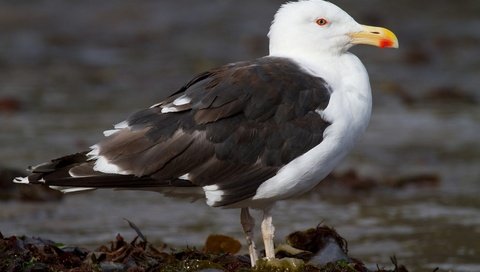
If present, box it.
[316,18,328,26]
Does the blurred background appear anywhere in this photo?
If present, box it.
[0,0,479,271]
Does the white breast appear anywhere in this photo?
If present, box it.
[250,53,372,206]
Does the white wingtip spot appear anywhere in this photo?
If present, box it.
[13,176,29,184]
[102,121,129,137]
[161,106,179,114]
[150,102,162,108]
[204,184,219,191]
[103,129,118,137]
[87,144,100,159]
[178,173,190,180]
[173,95,191,106]
[93,156,130,175]
[203,185,224,206]
[89,143,130,175]
[49,186,95,193]
[114,121,129,129]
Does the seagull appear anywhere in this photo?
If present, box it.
[14,0,398,266]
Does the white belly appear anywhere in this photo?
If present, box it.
[250,53,372,207]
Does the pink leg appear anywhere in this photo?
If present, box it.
[261,208,275,259]
[241,208,258,266]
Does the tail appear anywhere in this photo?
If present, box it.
[13,152,195,193]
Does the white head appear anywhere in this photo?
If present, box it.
[269,0,398,57]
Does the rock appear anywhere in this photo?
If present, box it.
[286,225,350,266]
[204,234,242,254]
[0,97,21,113]
[388,173,440,188]
[424,86,477,105]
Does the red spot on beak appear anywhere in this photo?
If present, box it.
[380,39,394,48]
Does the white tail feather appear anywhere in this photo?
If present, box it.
[49,186,96,194]
[13,176,30,184]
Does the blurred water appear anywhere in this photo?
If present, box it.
[0,1,479,271]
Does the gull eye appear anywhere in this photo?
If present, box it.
[316,18,328,26]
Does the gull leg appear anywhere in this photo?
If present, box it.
[261,208,276,260]
[241,208,258,266]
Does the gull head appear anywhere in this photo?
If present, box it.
[269,0,398,57]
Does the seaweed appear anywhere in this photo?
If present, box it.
[0,225,410,272]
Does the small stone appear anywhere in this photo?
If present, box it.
[0,97,21,113]
[204,234,242,254]
[286,225,348,255]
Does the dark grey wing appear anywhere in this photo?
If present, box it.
[19,56,332,207]
[18,152,193,190]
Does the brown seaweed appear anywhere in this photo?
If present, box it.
[0,224,412,272]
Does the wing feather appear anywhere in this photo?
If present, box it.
[18,56,332,207]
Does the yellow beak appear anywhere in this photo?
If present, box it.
[350,25,399,48]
